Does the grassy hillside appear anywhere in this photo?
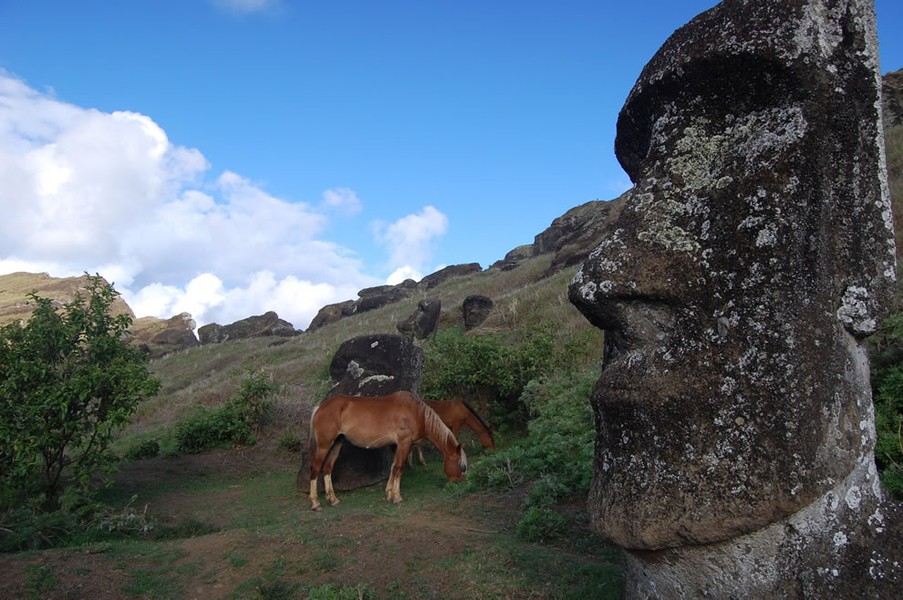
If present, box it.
[122,253,602,444]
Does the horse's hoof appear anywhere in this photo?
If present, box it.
[329,498,340,507]
[311,505,323,512]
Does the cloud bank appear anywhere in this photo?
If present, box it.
[0,71,448,330]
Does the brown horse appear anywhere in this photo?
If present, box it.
[410,399,495,466]
[308,391,467,511]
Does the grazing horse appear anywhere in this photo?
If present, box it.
[308,391,467,511]
[410,399,496,466]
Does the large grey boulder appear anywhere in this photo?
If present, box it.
[569,0,899,596]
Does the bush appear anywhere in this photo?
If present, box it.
[871,294,903,500]
[123,439,161,461]
[461,367,597,541]
[174,369,275,454]
[421,325,592,431]
[0,274,160,511]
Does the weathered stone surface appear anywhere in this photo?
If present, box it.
[569,0,899,595]
[353,280,418,314]
[306,300,355,332]
[489,244,535,271]
[462,295,493,330]
[397,298,441,339]
[198,311,296,344]
[419,263,482,289]
[537,197,626,274]
[131,313,199,358]
[297,334,424,492]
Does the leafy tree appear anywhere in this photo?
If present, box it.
[0,275,160,510]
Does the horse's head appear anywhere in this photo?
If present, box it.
[443,443,467,482]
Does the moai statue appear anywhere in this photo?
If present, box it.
[569,0,900,596]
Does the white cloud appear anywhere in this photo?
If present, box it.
[386,265,422,285]
[320,187,362,216]
[0,70,386,331]
[374,205,448,277]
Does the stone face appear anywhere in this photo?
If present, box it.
[569,0,898,595]
[397,298,441,339]
[462,295,493,330]
[297,334,425,492]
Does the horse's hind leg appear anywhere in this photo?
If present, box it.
[322,440,343,506]
[387,442,411,504]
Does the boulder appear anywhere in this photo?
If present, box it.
[198,311,296,344]
[397,298,441,339]
[419,263,482,289]
[489,245,535,271]
[130,313,199,358]
[569,0,900,596]
[462,295,493,330]
[353,280,418,314]
[306,299,355,332]
[298,334,424,492]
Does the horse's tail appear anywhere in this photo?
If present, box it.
[461,399,495,445]
[308,405,320,471]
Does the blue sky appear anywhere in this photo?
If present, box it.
[1,0,901,330]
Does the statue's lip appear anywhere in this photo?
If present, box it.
[594,298,677,376]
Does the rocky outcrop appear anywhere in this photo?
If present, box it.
[307,300,356,332]
[353,280,418,313]
[463,295,493,330]
[306,265,484,333]
[297,334,425,493]
[536,197,626,273]
[419,263,482,289]
[397,298,441,339]
[489,199,625,275]
[569,0,899,596]
[131,313,199,358]
[198,311,296,344]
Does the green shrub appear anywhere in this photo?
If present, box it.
[123,438,161,461]
[0,274,160,511]
[871,292,903,500]
[421,325,594,430]
[174,369,275,454]
[464,368,595,495]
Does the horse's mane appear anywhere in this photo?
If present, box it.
[418,401,456,448]
[460,399,492,433]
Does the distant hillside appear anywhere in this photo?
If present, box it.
[0,272,133,327]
